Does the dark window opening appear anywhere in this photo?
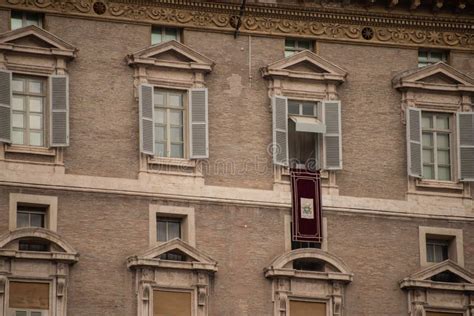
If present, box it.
[293,258,325,272]
[19,239,49,252]
[156,217,181,242]
[17,205,47,228]
[426,238,450,263]
[159,250,186,262]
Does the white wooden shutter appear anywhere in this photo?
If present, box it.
[189,88,208,159]
[322,100,342,170]
[406,107,422,178]
[272,95,289,166]
[139,84,155,155]
[0,70,11,143]
[457,112,474,181]
[50,75,69,147]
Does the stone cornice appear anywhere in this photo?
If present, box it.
[0,0,473,50]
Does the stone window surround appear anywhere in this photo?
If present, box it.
[264,248,353,316]
[149,204,195,247]
[419,226,464,267]
[127,40,214,177]
[392,62,474,197]
[0,26,77,166]
[9,193,58,232]
[0,228,79,316]
[284,214,328,252]
[261,50,347,194]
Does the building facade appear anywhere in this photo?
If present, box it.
[0,0,473,315]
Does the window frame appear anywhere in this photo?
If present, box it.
[16,205,47,229]
[149,204,195,247]
[153,88,187,159]
[284,38,314,57]
[7,279,52,316]
[419,226,464,267]
[426,238,450,263]
[10,10,43,30]
[151,26,181,45]
[418,49,448,68]
[156,216,182,242]
[421,111,454,181]
[11,75,48,148]
[9,193,57,232]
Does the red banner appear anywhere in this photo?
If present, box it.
[290,168,322,243]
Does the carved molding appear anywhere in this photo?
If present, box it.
[1,0,473,50]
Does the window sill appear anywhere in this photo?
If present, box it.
[415,179,464,191]
[148,156,196,168]
[4,144,56,156]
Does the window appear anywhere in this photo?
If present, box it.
[156,217,181,242]
[19,239,49,252]
[16,205,47,228]
[9,282,49,316]
[288,100,321,168]
[151,26,180,45]
[426,238,449,263]
[153,290,191,316]
[419,227,464,267]
[418,50,448,68]
[11,76,47,147]
[285,39,313,57]
[11,11,43,30]
[422,112,452,181]
[289,300,326,316]
[154,89,186,158]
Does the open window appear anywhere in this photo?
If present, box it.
[393,62,474,197]
[264,248,353,316]
[0,228,79,316]
[0,26,77,166]
[127,239,217,316]
[400,260,474,316]
[262,50,346,193]
[127,40,214,176]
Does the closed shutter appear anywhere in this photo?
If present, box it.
[50,75,69,147]
[0,70,11,143]
[406,107,422,178]
[139,84,155,155]
[323,100,342,170]
[189,88,208,159]
[272,95,289,166]
[457,112,474,181]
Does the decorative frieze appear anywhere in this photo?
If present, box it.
[1,0,473,50]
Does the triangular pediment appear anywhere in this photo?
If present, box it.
[401,260,474,287]
[127,40,214,72]
[127,238,217,272]
[393,62,474,91]
[0,25,76,53]
[262,50,347,82]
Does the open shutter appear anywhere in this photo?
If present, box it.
[0,70,11,143]
[139,84,155,155]
[50,75,69,147]
[322,100,342,170]
[457,112,474,181]
[406,107,422,178]
[272,95,289,166]
[189,88,208,159]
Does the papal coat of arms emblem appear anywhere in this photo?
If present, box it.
[300,198,314,219]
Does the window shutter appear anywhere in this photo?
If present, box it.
[189,88,208,159]
[139,84,155,155]
[406,107,422,178]
[272,95,289,166]
[322,100,342,170]
[0,70,11,143]
[457,112,474,182]
[50,75,69,147]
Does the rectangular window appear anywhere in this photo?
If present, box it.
[11,11,43,30]
[156,217,181,242]
[153,290,191,316]
[11,76,46,147]
[418,50,448,67]
[151,26,180,45]
[154,89,185,158]
[17,205,47,228]
[9,282,49,311]
[422,112,452,181]
[285,39,313,57]
[289,301,326,316]
[19,239,49,252]
[426,238,449,263]
[288,100,320,168]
